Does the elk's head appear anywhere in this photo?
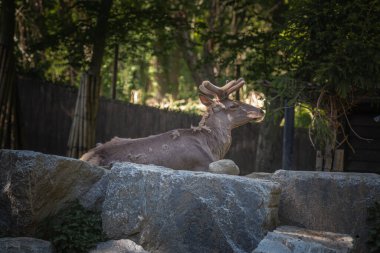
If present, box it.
[199,78,265,129]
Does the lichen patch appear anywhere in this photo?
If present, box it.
[162,144,169,152]
[170,130,181,140]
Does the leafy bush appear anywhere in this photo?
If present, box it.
[37,201,106,253]
[367,202,380,253]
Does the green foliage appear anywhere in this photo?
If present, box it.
[8,0,380,150]
[277,0,380,97]
[294,105,313,128]
[37,201,106,253]
[367,202,380,252]
[310,114,334,150]
[295,106,312,129]
[270,0,380,151]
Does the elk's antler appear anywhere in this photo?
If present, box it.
[224,78,245,95]
[199,81,222,98]
[199,78,245,100]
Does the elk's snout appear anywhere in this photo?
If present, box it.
[248,108,265,122]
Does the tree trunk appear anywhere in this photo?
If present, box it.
[111,43,119,99]
[89,0,113,77]
[138,58,150,103]
[67,0,113,158]
[202,0,218,80]
[155,40,181,99]
[0,0,20,149]
[175,14,215,86]
[168,47,181,98]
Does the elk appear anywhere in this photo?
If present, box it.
[80,78,264,171]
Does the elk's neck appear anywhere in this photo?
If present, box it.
[199,112,232,160]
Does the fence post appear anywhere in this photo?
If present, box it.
[333,149,344,171]
[282,100,294,170]
[316,150,323,171]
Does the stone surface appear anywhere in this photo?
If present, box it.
[245,172,272,180]
[102,162,281,253]
[0,237,54,253]
[272,170,380,253]
[209,159,240,175]
[0,149,106,236]
[90,239,149,253]
[79,171,110,211]
[252,226,353,253]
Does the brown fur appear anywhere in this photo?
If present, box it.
[81,94,264,171]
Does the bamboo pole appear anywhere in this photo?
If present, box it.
[0,46,19,149]
[0,61,12,141]
[10,83,19,149]
[92,75,100,146]
[0,46,9,87]
[0,46,11,119]
[82,73,88,155]
[79,74,87,156]
[5,80,14,146]
[67,72,101,158]
[80,74,86,154]
[1,80,12,147]
[88,74,94,149]
[76,76,82,157]
[67,74,83,157]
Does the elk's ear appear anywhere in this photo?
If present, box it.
[199,94,214,106]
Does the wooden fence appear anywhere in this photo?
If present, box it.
[345,102,380,174]
[16,77,315,174]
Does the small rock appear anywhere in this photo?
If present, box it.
[90,239,149,253]
[252,226,354,253]
[209,159,240,175]
[0,237,54,253]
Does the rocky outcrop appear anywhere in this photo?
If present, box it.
[245,172,272,180]
[252,226,354,253]
[208,159,240,175]
[0,149,106,236]
[90,239,149,253]
[0,237,54,253]
[102,163,281,253]
[2,150,377,253]
[272,170,380,253]
[79,171,110,211]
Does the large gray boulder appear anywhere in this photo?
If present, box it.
[0,237,54,253]
[252,226,353,253]
[90,239,149,253]
[0,149,106,236]
[102,163,281,253]
[79,171,110,211]
[272,170,380,253]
